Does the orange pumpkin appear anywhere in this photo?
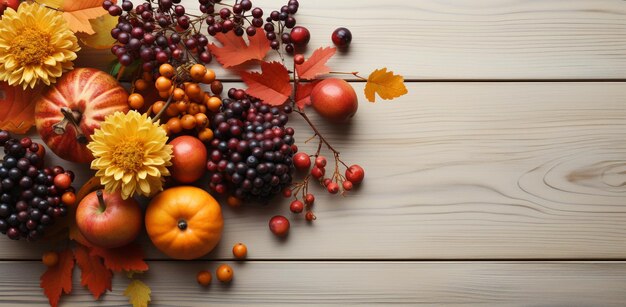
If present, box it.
[145,186,223,260]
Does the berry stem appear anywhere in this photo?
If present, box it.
[329,71,366,81]
[294,110,340,155]
[152,89,175,123]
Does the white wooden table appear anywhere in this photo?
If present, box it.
[2,0,626,305]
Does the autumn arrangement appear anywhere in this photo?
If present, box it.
[0,0,407,306]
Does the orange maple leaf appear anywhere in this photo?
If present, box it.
[295,81,320,110]
[74,244,112,299]
[208,28,271,68]
[0,82,44,134]
[364,68,408,102]
[90,243,149,273]
[40,0,114,34]
[296,47,336,80]
[40,249,74,307]
[241,61,292,106]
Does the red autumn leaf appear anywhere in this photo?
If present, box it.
[296,47,336,80]
[241,61,292,106]
[208,28,271,68]
[40,249,74,307]
[0,82,44,134]
[295,81,320,110]
[74,244,112,299]
[90,243,149,272]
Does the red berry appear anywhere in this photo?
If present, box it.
[345,164,365,184]
[294,54,304,65]
[304,193,315,205]
[293,152,311,171]
[291,144,298,153]
[331,27,352,48]
[289,200,304,213]
[314,156,327,168]
[311,167,325,179]
[323,178,332,187]
[282,188,292,198]
[269,215,290,237]
[305,211,316,221]
[342,180,353,191]
[20,137,32,148]
[53,174,72,190]
[289,26,310,46]
[327,182,339,194]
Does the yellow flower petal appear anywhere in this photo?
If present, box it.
[88,111,172,199]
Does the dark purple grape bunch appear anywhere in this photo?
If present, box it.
[205,0,264,37]
[263,0,300,53]
[0,130,74,241]
[206,89,296,202]
[104,0,213,73]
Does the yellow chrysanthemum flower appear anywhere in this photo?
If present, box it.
[0,3,80,89]
[88,111,173,200]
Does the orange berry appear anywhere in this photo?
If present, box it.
[155,76,172,92]
[216,264,233,283]
[207,96,222,112]
[42,251,59,267]
[142,72,153,82]
[166,117,182,134]
[189,64,207,82]
[186,103,198,115]
[194,113,209,128]
[210,80,223,95]
[134,79,148,91]
[201,69,216,84]
[180,114,197,130]
[128,93,145,109]
[196,270,212,287]
[160,124,170,135]
[159,63,175,78]
[198,104,207,114]
[61,191,76,206]
[185,83,203,102]
[232,243,247,259]
[176,100,188,112]
[197,128,214,142]
[152,100,166,114]
[166,104,180,117]
[172,87,185,101]
[227,196,242,208]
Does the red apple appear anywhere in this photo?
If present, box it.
[76,190,143,248]
[169,135,207,183]
[35,68,129,163]
[311,78,358,122]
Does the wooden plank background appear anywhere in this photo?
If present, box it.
[2,0,626,305]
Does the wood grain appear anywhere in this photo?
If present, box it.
[77,0,626,80]
[2,82,625,260]
[0,261,625,306]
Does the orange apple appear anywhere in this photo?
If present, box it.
[169,135,207,183]
[311,78,358,122]
[76,190,142,248]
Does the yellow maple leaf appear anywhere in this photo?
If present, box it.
[124,280,151,307]
[39,0,114,34]
[364,68,408,102]
[77,14,117,49]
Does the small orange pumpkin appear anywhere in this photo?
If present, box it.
[145,186,223,260]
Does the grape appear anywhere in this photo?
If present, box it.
[206,91,295,202]
[0,131,73,241]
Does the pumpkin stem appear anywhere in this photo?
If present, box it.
[96,190,106,213]
[177,220,188,231]
[54,107,87,144]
